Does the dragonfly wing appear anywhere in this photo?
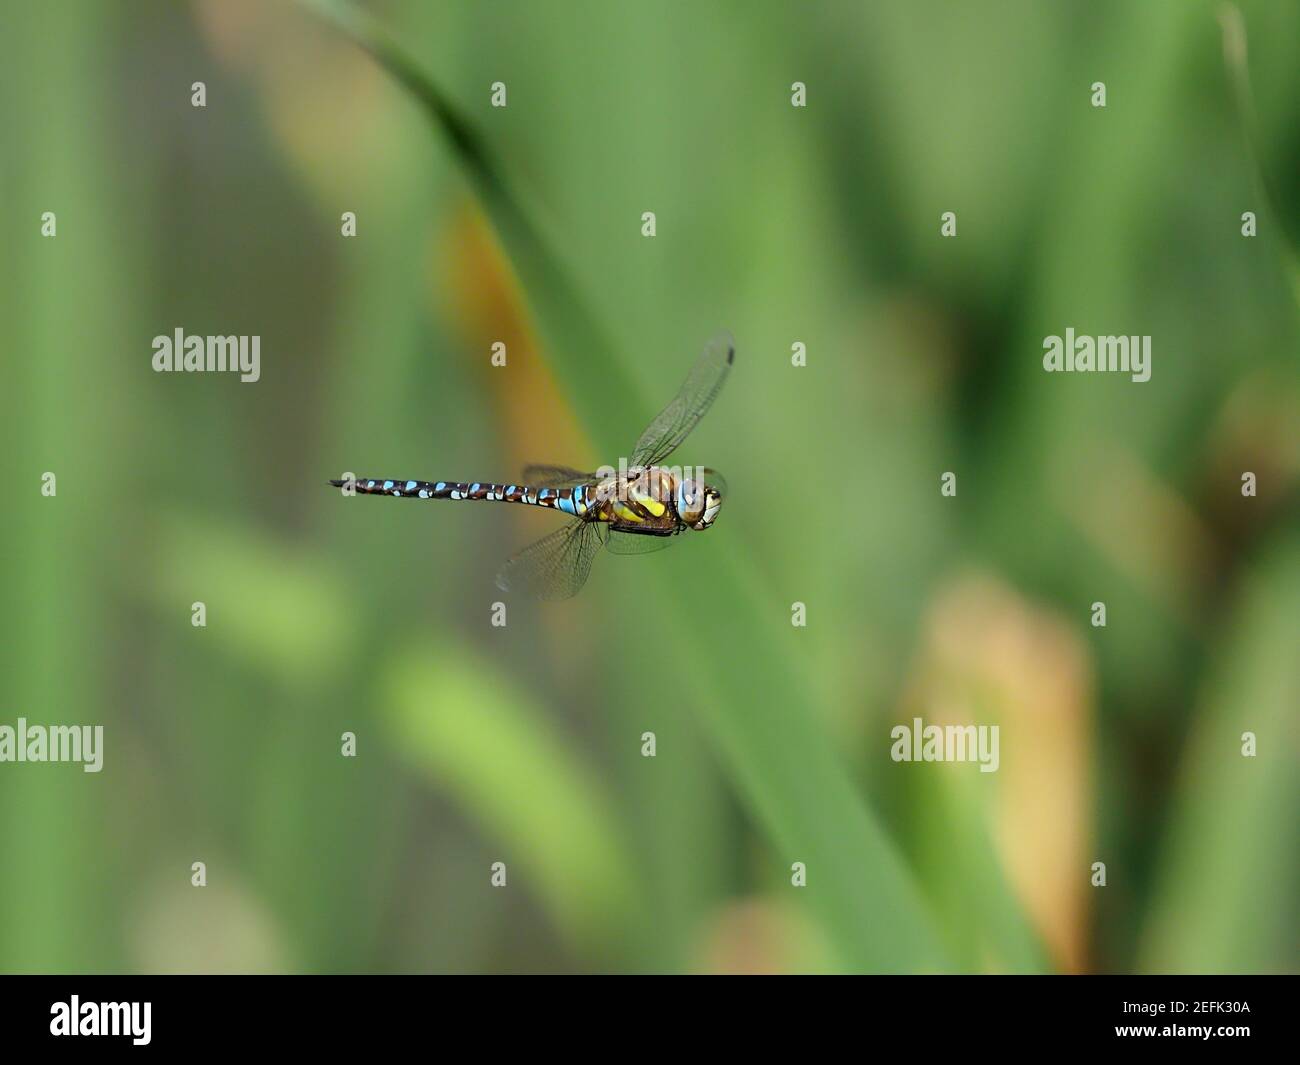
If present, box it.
[629,331,735,468]
[605,530,678,555]
[495,520,606,600]
[521,464,598,488]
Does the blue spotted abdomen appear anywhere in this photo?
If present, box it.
[330,477,593,516]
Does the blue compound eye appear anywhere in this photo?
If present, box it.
[676,479,705,523]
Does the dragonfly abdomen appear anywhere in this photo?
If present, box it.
[331,478,594,516]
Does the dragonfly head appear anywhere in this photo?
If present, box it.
[696,484,723,530]
[676,475,724,531]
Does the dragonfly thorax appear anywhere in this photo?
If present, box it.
[590,465,724,533]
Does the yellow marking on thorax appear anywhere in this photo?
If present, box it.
[631,488,666,518]
[611,499,645,523]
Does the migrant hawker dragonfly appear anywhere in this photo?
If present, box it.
[330,332,733,599]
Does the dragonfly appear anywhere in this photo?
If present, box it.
[330,331,733,599]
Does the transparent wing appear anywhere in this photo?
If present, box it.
[702,467,728,494]
[521,464,597,488]
[605,530,678,555]
[630,331,735,468]
[495,520,606,600]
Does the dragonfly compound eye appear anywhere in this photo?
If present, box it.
[676,478,705,524]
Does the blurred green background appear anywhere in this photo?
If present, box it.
[1,0,1296,974]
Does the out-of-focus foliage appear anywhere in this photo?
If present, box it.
[0,0,1295,973]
